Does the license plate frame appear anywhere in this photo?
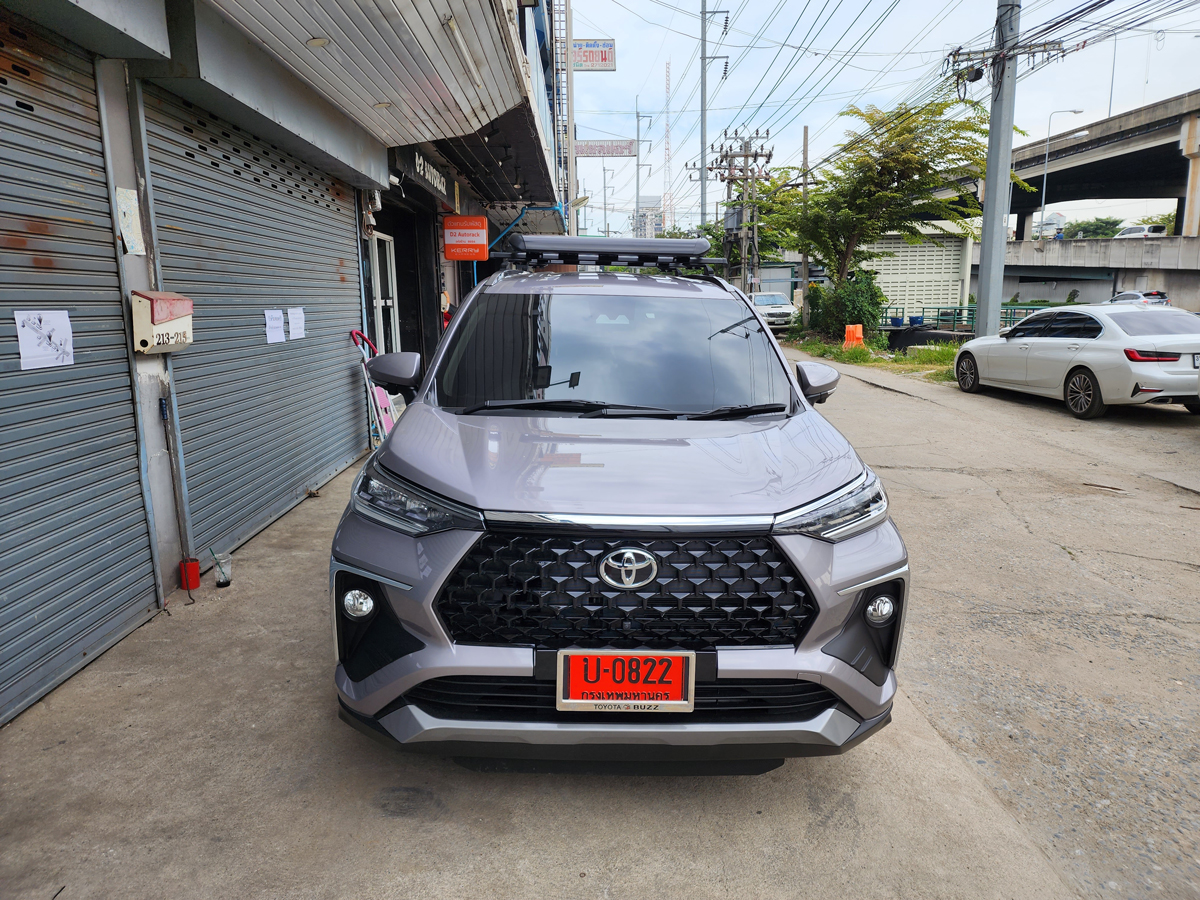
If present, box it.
[555,649,696,713]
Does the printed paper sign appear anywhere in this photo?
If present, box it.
[443,215,489,261]
[264,309,286,344]
[115,187,145,256]
[287,307,305,339]
[15,310,74,370]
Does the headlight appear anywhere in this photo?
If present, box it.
[351,458,483,535]
[772,468,888,541]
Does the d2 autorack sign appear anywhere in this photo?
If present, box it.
[443,216,488,261]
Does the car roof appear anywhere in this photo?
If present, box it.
[482,270,739,298]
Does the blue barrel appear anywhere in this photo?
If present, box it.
[890,316,904,327]
[908,315,924,326]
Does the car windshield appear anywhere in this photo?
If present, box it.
[1108,310,1200,336]
[753,294,789,306]
[434,290,793,414]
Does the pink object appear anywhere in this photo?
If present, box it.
[131,290,194,324]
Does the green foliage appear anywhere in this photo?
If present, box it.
[866,331,890,352]
[1066,289,1080,303]
[807,272,887,340]
[797,338,872,364]
[1137,210,1176,233]
[904,342,962,365]
[757,92,1014,284]
[1061,216,1122,239]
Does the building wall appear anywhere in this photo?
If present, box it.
[862,234,970,315]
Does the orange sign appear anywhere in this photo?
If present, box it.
[443,215,488,261]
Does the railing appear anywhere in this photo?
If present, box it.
[878,304,1049,331]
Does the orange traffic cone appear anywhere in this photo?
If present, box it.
[843,324,864,349]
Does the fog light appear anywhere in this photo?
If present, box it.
[342,589,375,618]
[865,595,895,626]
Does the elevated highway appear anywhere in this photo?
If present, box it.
[969,236,1200,310]
[1004,90,1200,238]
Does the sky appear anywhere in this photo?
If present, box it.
[568,0,1200,236]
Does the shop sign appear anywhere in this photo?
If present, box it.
[443,216,489,261]
[572,39,616,71]
[575,140,636,157]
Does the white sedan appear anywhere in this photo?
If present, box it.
[954,306,1200,419]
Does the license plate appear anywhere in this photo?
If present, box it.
[1193,353,1199,369]
[556,649,695,713]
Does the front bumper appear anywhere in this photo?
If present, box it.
[339,697,892,760]
[331,507,908,758]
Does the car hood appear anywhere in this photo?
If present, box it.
[374,403,863,516]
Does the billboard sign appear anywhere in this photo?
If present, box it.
[443,216,489,261]
[572,39,616,71]
[575,140,636,158]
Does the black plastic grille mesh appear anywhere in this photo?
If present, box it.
[435,533,815,650]
[404,676,838,724]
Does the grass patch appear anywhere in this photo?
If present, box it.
[788,334,963,383]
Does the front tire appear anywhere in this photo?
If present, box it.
[956,353,981,393]
[1065,368,1107,419]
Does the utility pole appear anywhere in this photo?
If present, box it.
[949,3,1062,336]
[602,161,609,236]
[714,129,771,291]
[968,0,1022,337]
[801,125,810,326]
[634,97,652,237]
[699,1,727,227]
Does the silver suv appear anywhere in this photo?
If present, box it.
[332,237,908,766]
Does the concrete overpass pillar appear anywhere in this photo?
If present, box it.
[1015,212,1031,241]
[1182,114,1200,238]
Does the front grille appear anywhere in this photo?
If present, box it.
[435,533,815,650]
[404,676,839,724]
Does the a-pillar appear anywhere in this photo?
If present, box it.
[1182,113,1200,237]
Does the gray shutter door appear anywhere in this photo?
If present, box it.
[0,16,158,723]
[142,86,368,559]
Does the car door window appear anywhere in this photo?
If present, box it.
[1043,311,1100,338]
[1008,313,1055,338]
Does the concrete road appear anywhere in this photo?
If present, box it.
[1,358,1195,899]
[783,350,1200,900]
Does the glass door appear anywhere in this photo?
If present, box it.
[368,232,401,352]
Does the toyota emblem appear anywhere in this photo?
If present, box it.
[598,548,658,590]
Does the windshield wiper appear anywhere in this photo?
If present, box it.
[459,399,672,416]
[686,402,789,421]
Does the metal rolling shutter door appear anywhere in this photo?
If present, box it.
[0,16,158,723]
[142,86,367,559]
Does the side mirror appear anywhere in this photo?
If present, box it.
[366,351,423,394]
[796,361,839,404]
[998,326,1013,338]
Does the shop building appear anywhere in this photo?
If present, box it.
[0,0,569,723]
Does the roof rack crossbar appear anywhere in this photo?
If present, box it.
[498,234,726,271]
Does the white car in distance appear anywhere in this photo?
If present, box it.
[1113,225,1168,239]
[749,292,797,332]
[954,306,1200,419]
[1102,290,1170,306]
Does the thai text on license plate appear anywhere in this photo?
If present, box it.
[556,649,695,712]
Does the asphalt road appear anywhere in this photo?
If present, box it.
[1,354,1196,899]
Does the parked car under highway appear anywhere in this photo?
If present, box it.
[953,305,1200,419]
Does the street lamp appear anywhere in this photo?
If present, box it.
[1039,109,1083,239]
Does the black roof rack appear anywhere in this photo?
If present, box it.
[494,234,726,272]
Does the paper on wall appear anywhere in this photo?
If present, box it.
[115,187,146,256]
[287,307,305,340]
[265,309,286,344]
[15,310,74,370]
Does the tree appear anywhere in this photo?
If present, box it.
[1061,216,1122,239]
[759,94,999,284]
[1138,210,1176,233]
